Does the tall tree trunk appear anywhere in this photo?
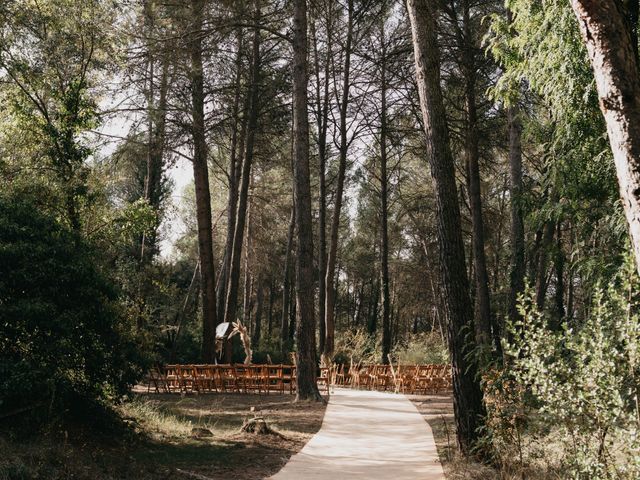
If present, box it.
[407,0,485,454]
[217,25,245,322]
[224,7,261,326]
[507,103,525,327]
[553,223,565,328]
[242,195,253,332]
[535,220,555,310]
[312,6,332,355]
[140,0,170,263]
[420,238,445,343]
[267,280,274,337]
[281,207,295,354]
[292,0,322,401]
[289,281,297,345]
[324,0,354,356]
[253,279,264,345]
[567,222,575,322]
[461,0,491,350]
[571,0,640,276]
[146,58,169,257]
[189,0,217,362]
[379,16,391,365]
[243,266,253,329]
[367,280,379,335]
[354,282,365,326]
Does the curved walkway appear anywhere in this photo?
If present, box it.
[269,387,445,480]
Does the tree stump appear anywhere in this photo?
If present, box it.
[191,427,213,438]
[240,417,281,436]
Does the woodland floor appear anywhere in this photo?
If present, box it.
[0,391,327,480]
[411,394,557,480]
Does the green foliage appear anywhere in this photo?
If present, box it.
[0,191,145,423]
[494,260,640,479]
[0,0,118,228]
[330,329,447,366]
[488,1,594,114]
[252,336,290,365]
[391,332,448,365]
[487,0,626,290]
[332,329,380,365]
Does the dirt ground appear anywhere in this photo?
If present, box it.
[410,394,496,480]
[0,391,328,480]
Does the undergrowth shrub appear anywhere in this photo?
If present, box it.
[332,329,380,365]
[486,260,640,479]
[331,329,447,365]
[0,192,145,428]
[392,332,448,365]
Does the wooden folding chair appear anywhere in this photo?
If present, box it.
[217,364,238,392]
[317,366,331,393]
[147,366,169,393]
[388,361,402,394]
[358,364,372,390]
[245,365,265,395]
[348,361,362,388]
[414,364,434,394]
[164,364,181,392]
[233,365,249,393]
[333,364,346,386]
[402,364,419,394]
[194,364,216,393]
[264,364,281,394]
[280,364,296,394]
[180,365,199,392]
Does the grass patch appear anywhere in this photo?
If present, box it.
[0,392,327,480]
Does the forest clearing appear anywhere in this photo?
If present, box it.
[1,0,640,479]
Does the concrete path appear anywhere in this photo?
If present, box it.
[269,387,445,480]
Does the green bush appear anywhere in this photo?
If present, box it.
[497,261,640,479]
[391,332,448,365]
[332,329,380,365]
[0,192,144,424]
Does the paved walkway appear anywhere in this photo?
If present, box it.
[269,388,445,480]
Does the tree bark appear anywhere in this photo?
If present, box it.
[461,0,492,350]
[571,0,640,276]
[224,6,261,326]
[367,279,379,335]
[324,0,354,357]
[281,207,295,355]
[253,278,264,345]
[243,265,253,329]
[140,0,170,263]
[292,0,322,401]
[217,25,245,323]
[535,219,555,310]
[507,103,525,327]
[267,280,274,337]
[311,6,332,356]
[553,223,565,328]
[379,16,391,365]
[407,0,485,454]
[189,0,217,363]
[242,195,253,335]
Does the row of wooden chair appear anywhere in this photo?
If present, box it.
[146,364,297,395]
[145,363,450,395]
[331,363,452,394]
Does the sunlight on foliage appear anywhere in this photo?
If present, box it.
[488,259,640,479]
